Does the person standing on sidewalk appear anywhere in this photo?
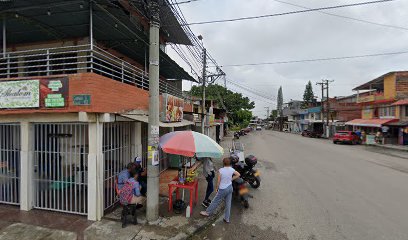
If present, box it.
[200,157,240,223]
[201,157,215,208]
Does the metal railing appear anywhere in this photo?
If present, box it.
[0,44,184,98]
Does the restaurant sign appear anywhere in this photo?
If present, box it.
[0,80,40,109]
[161,93,184,122]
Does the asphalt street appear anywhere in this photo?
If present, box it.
[191,130,408,240]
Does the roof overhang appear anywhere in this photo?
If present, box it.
[0,0,195,81]
[345,118,398,127]
[119,113,194,127]
[353,71,407,91]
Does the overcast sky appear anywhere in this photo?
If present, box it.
[167,0,408,118]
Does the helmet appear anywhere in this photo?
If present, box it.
[230,154,239,164]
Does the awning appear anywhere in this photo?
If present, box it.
[345,118,398,127]
[384,121,408,127]
[392,99,408,106]
[119,114,194,127]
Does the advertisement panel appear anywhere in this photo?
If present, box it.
[0,80,40,108]
[40,78,69,108]
[0,77,69,109]
[161,94,184,122]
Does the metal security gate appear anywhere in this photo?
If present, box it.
[0,124,20,205]
[33,123,88,215]
[103,122,132,210]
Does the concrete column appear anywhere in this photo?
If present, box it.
[87,120,104,221]
[20,122,34,211]
[131,122,142,158]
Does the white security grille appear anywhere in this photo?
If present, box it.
[33,123,88,215]
[0,124,20,205]
[103,122,132,210]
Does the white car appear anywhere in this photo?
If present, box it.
[256,126,262,131]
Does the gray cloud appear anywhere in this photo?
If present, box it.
[170,0,408,118]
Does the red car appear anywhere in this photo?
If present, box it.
[333,131,361,145]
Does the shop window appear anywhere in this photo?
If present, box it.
[405,106,408,117]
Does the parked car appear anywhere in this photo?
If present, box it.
[333,131,361,145]
[256,125,262,131]
[301,130,322,138]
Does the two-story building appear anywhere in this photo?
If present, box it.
[346,71,408,144]
[0,1,197,220]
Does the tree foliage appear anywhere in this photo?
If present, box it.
[189,84,255,126]
[302,81,314,108]
[277,86,283,116]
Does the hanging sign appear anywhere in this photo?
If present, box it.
[160,93,184,122]
[0,80,40,109]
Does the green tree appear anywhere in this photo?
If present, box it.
[270,109,278,121]
[235,109,253,128]
[189,84,255,126]
[302,81,314,108]
[277,86,283,116]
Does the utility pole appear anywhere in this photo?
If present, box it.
[146,0,160,222]
[316,80,333,138]
[265,107,270,120]
[201,48,207,134]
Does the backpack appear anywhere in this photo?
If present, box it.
[119,180,133,205]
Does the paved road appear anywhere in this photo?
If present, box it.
[192,131,408,240]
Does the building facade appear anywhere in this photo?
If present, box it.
[0,1,196,220]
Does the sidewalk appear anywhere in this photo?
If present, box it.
[0,136,232,240]
[369,143,408,152]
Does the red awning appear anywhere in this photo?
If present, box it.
[392,99,408,106]
[345,118,398,127]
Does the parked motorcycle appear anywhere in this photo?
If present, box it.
[231,154,261,189]
[232,177,250,208]
[234,131,240,139]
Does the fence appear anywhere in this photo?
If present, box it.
[0,124,20,205]
[0,44,184,98]
[33,123,89,215]
[103,122,132,211]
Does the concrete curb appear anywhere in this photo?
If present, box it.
[185,205,224,239]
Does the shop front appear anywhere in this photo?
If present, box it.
[345,118,398,144]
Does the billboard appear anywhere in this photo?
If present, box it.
[0,80,40,109]
[0,77,69,109]
[161,94,184,122]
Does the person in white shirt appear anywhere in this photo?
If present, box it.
[200,157,240,223]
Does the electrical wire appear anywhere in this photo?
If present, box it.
[170,0,202,5]
[213,50,408,67]
[272,0,408,31]
[178,0,396,26]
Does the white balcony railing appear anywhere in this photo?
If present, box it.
[0,44,183,98]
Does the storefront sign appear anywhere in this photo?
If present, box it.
[366,135,376,145]
[0,80,40,109]
[40,78,68,108]
[73,94,91,106]
[161,94,184,122]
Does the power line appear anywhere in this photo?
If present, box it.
[170,0,201,5]
[213,50,408,67]
[272,0,408,31]
[180,0,396,26]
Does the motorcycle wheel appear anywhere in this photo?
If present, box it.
[248,176,261,189]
